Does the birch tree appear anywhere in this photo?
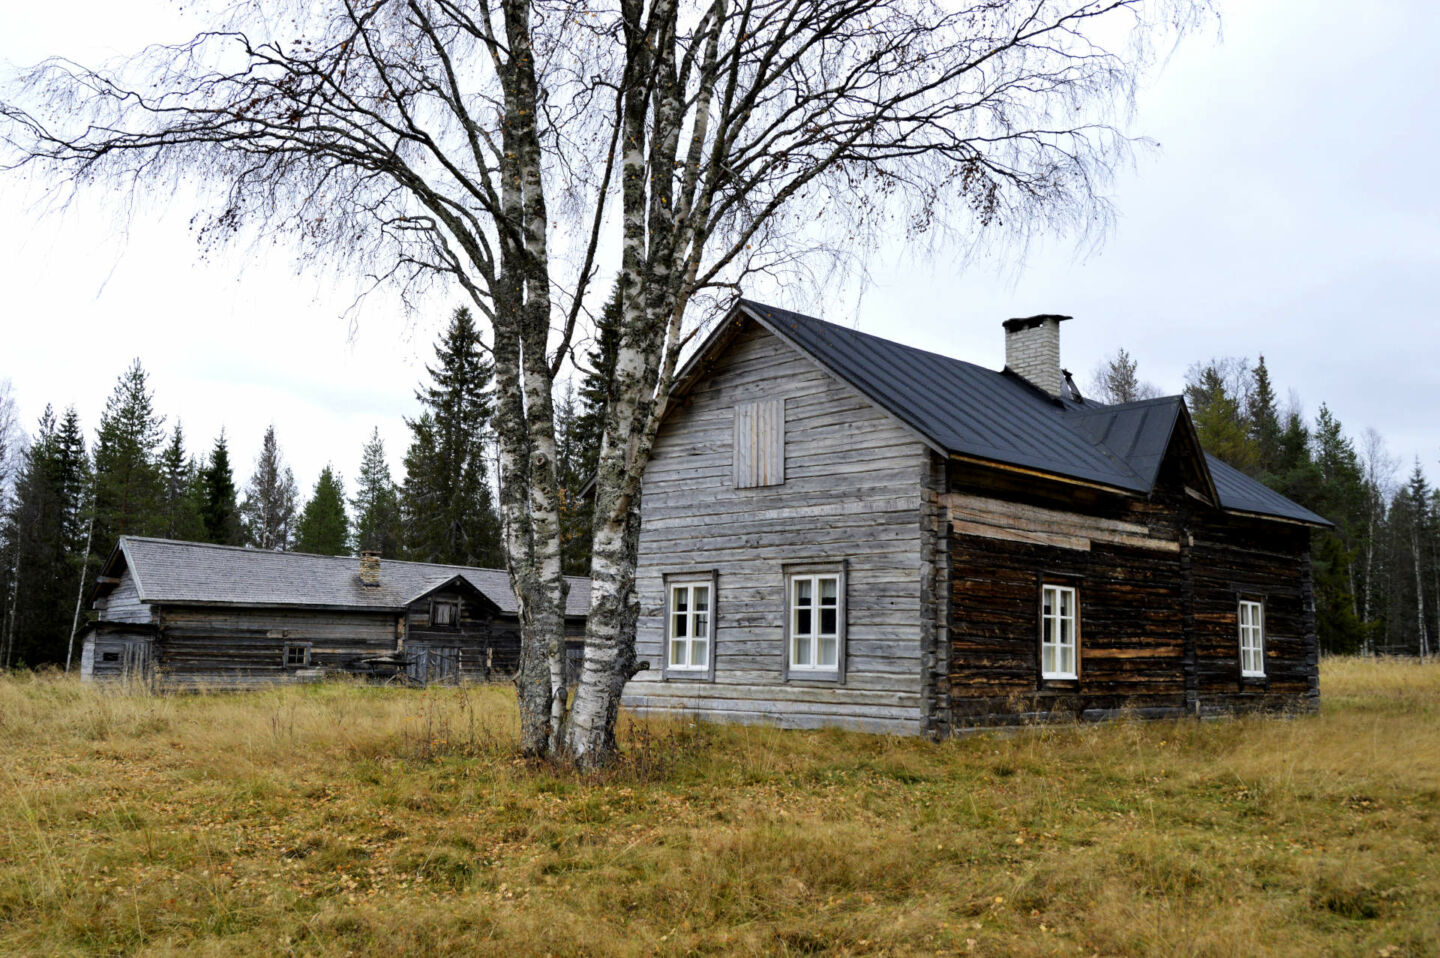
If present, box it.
[2,0,1210,763]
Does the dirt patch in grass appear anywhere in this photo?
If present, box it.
[0,659,1437,955]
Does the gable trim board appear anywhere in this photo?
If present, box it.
[629,299,1323,736]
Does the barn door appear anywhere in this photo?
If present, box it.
[407,646,460,685]
[428,647,460,685]
[120,638,154,685]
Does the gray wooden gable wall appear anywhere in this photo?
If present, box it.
[625,321,931,733]
[94,566,154,624]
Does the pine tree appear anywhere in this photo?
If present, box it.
[555,382,590,575]
[199,432,242,546]
[159,423,205,541]
[92,359,165,556]
[351,428,402,556]
[240,425,300,550]
[400,306,502,566]
[296,466,350,556]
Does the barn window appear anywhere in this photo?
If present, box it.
[1041,584,1079,680]
[431,599,459,628]
[284,644,310,668]
[665,579,713,676]
[1239,599,1265,677]
[785,564,846,681]
[733,399,785,488]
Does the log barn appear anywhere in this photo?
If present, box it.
[625,301,1328,735]
[80,537,589,688]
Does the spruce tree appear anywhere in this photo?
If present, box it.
[159,423,205,541]
[351,428,402,556]
[400,306,502,566]
[556,280,623,575]
[240,425,300,550]
[199,432,242,545]
[296,466,350,556]
[1248,356,1282,475]
[2,406,90,667]
[92,359,165,556]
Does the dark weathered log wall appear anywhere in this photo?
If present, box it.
[945,455,1319,728]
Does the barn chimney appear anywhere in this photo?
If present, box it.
[359,551,381,588]
[1003,314,1071,397]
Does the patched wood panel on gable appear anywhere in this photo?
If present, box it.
[733,398,785,488]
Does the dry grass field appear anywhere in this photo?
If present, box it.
[0,658,1436,956]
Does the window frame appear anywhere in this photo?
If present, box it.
[782,561,847,684]
[1039,582,1080,682]
[1238,597,1266,679]
[429,598,460,630]
[662,571,718,682]
[283,642,312,669]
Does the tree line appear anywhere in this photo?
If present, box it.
[1091,350,1434,659]
[0,296,619,669]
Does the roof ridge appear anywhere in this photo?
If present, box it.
[119,535,589,583]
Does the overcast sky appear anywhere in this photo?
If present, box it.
[2,0,1436,499]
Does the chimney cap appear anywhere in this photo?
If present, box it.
[1003,314,1072,333]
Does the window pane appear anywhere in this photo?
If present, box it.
[820,608,837,635]
[694,613,708,639]
[692,639,708,667]
[673,587,688,613]
[818,636,837,667]
[796,608,812,636]
[1042,643,1056,674]
[1061,645,1074,675]
[1043,589,1054,616]
[795,578,812,606]
[820,578,837,603]
[694,586,709,612]
[793,635,811,667]
[673,613,687,638]
[670,639,686,666]
[1059,589,1073,618]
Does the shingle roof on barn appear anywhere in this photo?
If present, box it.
[721,300,1328,526]
[109,537,591,616]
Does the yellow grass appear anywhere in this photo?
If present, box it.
[0,659,1437,956]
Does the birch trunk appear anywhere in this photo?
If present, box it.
[1412,526,1428,661]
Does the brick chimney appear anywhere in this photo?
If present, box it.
[359,551,381,588]
[1003,314,1071,397]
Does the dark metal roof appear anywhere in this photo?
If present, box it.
[108,537,592,616]
[735,300,1329,526]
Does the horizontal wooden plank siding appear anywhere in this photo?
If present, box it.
[94,568,153,624]
[627,320,928,734]
[155,606,400,689]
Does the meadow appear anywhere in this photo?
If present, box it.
[0,658,1436,956]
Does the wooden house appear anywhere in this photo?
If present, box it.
[80,537,589,688]
[625,301,1327,735]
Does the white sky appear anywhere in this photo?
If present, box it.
[1,0,1436,497]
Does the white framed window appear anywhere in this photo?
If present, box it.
[1239,599,1265,677]
[1040,584,1078,680]
[787,572,843,676]
[666,580,713,673]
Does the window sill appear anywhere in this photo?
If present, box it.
[786,672,843,685]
